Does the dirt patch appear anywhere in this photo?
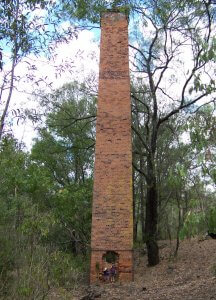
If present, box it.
[50,238,216,300]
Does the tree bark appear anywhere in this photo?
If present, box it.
[174,194,181,257]
[145,157,159,266]
[0,57,16,140]
[0,0,19,140]
[140,156,145,243]
[132,168,138,242]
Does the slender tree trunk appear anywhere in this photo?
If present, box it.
[14,186,21,283]
[174,195,181,257]
[145,156,159,266]
[0,58,16,140]
[74,157,78,183]
[132,168,137,242]
[157,187,162,240]
[140,156,145,242]
[0,0,19,140]
[165,214,172,243]
[81,165,85,183]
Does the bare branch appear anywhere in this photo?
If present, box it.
[132,125,149,152]
[132,162,148,181]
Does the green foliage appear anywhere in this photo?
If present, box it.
[0,131,92,296]
[0,0,215,290]
[29,82,95,254]
[210,168,216,184]
[20,206,57,239]
[0,0,76,57]
[53,181,92,238]
[48,251,87,288]
[0,235,15,280]
[32,82,96,186]
[179,211,206,239]
[61,0,131,24]
[15,247,87,299]
[0,137,27,193]
[206,207,216,233]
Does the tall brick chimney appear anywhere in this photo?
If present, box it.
[90,10,133,283]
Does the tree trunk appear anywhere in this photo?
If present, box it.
[0,57,16,140]
[0,0,19,140]
[174,208,181,257]
[132,168,138,242]
[140,156,145,243]
[165,214,172,244]
[145,157,159,266]
[174,195,181,257]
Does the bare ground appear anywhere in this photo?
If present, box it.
[50,238,216,300]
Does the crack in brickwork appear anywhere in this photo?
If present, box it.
[90,11,133,283]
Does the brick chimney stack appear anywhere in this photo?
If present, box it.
[90,10,133,283]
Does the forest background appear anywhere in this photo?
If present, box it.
[0,1,215,299]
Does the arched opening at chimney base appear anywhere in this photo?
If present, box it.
[102,251,119,281]
[103,251,119,264]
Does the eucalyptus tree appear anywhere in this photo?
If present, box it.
[129,0,216,266]
[0,0,77,140]
[0,134,90,297]
[0,136,29,295]
[61,0,216,266]
[188,105,216,184]
[2,0,212,266]
[31,81,96,253]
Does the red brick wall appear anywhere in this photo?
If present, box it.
[90,11,133,283]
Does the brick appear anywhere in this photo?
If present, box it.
[90,11,133,283]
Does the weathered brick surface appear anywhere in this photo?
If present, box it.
[90,11,133,283]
